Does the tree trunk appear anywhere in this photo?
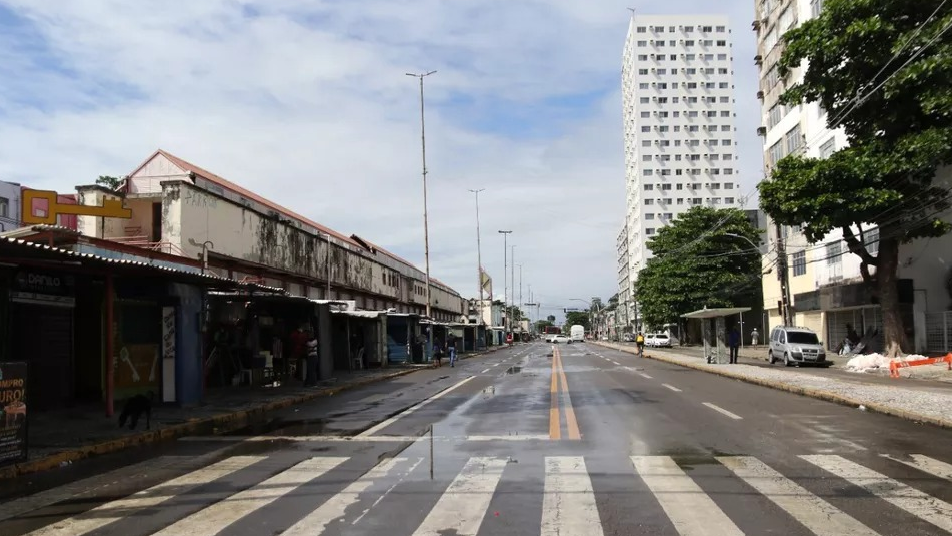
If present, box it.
[876,235,908,357]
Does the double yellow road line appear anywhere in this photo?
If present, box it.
[549,346,581,440]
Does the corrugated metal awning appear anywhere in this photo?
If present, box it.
[681,307,752,319]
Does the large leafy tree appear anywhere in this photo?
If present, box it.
[758,0,952,356]
[635,207,762,328]
[564,311,591,331]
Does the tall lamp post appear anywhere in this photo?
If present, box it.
[407,70,437,362]
[498,230,512,332]
[469,189,485,325]
[511,245,516,334]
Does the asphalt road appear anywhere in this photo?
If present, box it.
[2,342,952,535]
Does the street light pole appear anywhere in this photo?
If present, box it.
[498,230,512,332]
[470,189,485,324]
[511,245,516,333]
[406,70,437,322]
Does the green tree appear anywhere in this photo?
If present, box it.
[546,315,556,323]
[96,175,122,190]
[564,311,591,331]
[758,0,952,355]
[634,207,762,329]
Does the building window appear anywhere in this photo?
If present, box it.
[811,0,824,18]
[638,68,649,75]
[768,104,784,128]
[716,25,726,32]
[642,155,652,162]
[645,213,655,220]
[0,197,7,218]
[819,137,836,158]
[792,251,807,276]
[644,184,654,191]
[646,228,656,235]
[865,227,879,255]
[640,97,650,103]
[769,141,784,165]
[642,140,651,147]
[637,26,647,33]
[643,169,654,176]
[639,84,650,91]
[644,198,654,205]
[764,27,778,51]
[641,126,651,132]
[661,183,672,190]
[779,7,795,30]
[725,197,735,204]
[637,40,648,46]
[785,124,803,154]
[716,40,727,46]
[826,241,842,264]
[764,64,780,89]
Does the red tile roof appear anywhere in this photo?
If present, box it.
[127,150,455,294]
[128,149,359,247]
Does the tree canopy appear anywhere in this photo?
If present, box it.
[634,207,762,329]
[564,311,590,331]
[758,0,952,354]
[96,175,122,190]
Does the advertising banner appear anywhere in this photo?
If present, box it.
[0,362,28,466]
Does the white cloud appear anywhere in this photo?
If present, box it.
[0,0,759,322]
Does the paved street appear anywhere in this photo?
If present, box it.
[2,342,952,535]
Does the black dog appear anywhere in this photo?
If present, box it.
[118,391,154,430]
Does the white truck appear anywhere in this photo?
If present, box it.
[570,325,585,342]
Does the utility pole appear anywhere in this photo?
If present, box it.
[511,245,516,333]
[517,264,523,322]
[775,222,793,326]
[469,189,485,324]
[498,230,512,332]
[406,70,437,325]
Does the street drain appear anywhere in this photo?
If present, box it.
[506,366,523,374]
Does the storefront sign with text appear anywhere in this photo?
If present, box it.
[0,362,28,467]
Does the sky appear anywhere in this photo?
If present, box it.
[0,0,761,322]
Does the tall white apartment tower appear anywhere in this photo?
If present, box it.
[622,15,742,285]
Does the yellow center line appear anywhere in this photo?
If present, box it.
[549,347,561,440]
[556,348,582,440]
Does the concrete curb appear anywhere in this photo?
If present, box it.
[0,368,423,480]
[594,342,952,430]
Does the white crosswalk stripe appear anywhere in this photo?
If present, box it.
[12,451,952,536]
[152,456,347,536]
[631,455,744,536]
[717,456,878,536]
[802,454,952,534]
[22,455,265,536]
[541,457,603,536]
[410,457,507,536]
[281,457,412,536]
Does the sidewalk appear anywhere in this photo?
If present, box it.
[1,346,503,480]
[596,342,952,429]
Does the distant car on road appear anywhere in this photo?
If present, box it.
[551,334,571,344]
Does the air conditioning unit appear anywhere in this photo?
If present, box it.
[757,126,767,136]
[754,54,763,65]
[752,19,761,30]
[756,90,765,99]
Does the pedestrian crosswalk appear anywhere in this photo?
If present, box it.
[11,452,952,536]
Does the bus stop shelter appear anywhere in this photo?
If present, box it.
[681,307,751,364]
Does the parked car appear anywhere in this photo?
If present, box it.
[768,326,827,366]
[551,334,571,344]
[649,333,672,348]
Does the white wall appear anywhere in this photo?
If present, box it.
[0,180,21,232]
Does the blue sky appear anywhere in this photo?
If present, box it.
[0,0,761,321]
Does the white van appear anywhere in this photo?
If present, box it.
[570,325,585,342]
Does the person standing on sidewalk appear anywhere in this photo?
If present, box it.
[447,333,458,367]
[303,331,319,387]
[728,325,741,364]
[751,328,760,346]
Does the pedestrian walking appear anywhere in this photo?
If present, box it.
[750,328,760,346]
[447,333,458,367]
[304,331,319,386]
[728,325,741,364]
[433,337,443,367]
